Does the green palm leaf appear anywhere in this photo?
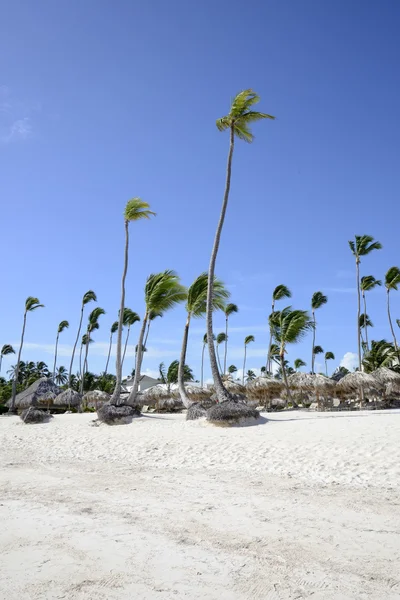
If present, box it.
[273,285,292,302]
[361,275,382,292]
[1,344,15,356]
[122,308,140,326]
[313,345,324,355]
[111,321,119,334]
[216,89,275,143]
[325,351,335,361]
[125,198,156,222]
[145,270,187,313]
[385,266,400,291]
[244,335,255,345]
[186,273,229,317]
[216,332,227,344]
[83,290,97,305]
[25,296,44,311]
[311,291,328,310]
[58,320,69,333]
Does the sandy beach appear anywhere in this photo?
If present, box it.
[1,410,400,599]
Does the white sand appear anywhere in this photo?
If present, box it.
[1,410,400,599]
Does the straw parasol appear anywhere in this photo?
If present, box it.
[336,371,383,402]
[83,389,110,409]
[6,378,61,410]
[372,367,400,389]
[54,388,82,410]
[246,376,284,409]
[182,384,211,403]
[287,372,336,410]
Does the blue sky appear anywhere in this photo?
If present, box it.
[1,0,400,381]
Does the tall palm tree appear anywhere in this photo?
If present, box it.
[79,333,90,380]
[111,198,155,405]
[201,332,215,387]
[127,270,187,405]
[55,365,68,386]
[311,292,328,374]
[270,307,313,407]
[242,335,255,384]
[104,321,119,375]
[53,320,69,380]
[223,303,238,375]
[178,273,228,407]
[216,333,227,374]
[267,285,292,373]
[206,89,275,403]
[144,310,163,349]
[10,297,44,412]
[349,235,382,372]
[324,352,335,376]
[0,344,15,375]
[359,313,373,350]
[69,290,97,386]
[294,358,306,371]
[385,266,400,357]
[246,369,256,382]
[312,345,324,371]
[360,276,381,351]
[228,365,238,375]
[363,339,397,372]
[80,307,105,393]
[121,309,140,369]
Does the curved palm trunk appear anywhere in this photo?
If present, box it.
[242,344,247,385]
[311,311,316,374]
[387,290,399,355]
[266,300,274,373]
[53,331,60,381]
[325,360,328,377]
[80,333,90,394]
[10,311,27,413]
[356,259,364,403]
[69,303,84,387]
[363,292,369,351]
[280,348,297,408]
[111,220,130,405]
[104,331,113,375]
[79,342,84,381]
[121,326,131,370]
[178,313,192,408]
[0,355,3,375]
[205,127,234,403]
[200,342,206,387]
[216,345,223,374]
[223,317,228,375]
[144,320,151,349]
[127,314,148,404]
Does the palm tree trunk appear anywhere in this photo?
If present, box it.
[0,355,3,375]
[325,360,328,377]
[242,344,247,385]
[311,311,316,374]
[127,314,148,404]
[104,331,113,375]
[121,326,130,369]
[387,290,399,354]
[223,316,228,375]
[111,219,129,405]
[178,313,192,408]
[280,350,297,408]
[69,303,84,387]
[363,292,369,351]
[266,301,274,373]
[205,126,234,404]
[216,345,223,374]
[10,311,27,413]
[80,334,90,394]
[356,260,362,371]
[79,342,84,382]
[53,332,60,381]
[200,342,206,387]
[144,320,151,349]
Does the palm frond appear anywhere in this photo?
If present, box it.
[186,273,229,318]
[1,344,15,356]
[58,320,69,333]
[88,307,105,324]
[25,296,44,311]
[294,358,306,369]
[359,313,373,328]
[273,284,292,302]
[361,275,382,291]
[350,235,382,258]
[244,335,255,345]
[111,321,119,334]
[273,307,313,346]
[83,290,97,305]
[122,308,140,326]
[217,89,275,142]
[313,345,324,355]
[224,302,238,317]
[385,266,400,291]
[124,198,156,222]
[216,332,227,344]
[363,339,396,372]
[145,270,187,313]
[325,352,335,360]
[311,291,328,310]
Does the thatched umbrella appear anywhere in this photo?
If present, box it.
[6,378,61,410]
[372,367,400,406]
[83,389,110,410]
[246,376,284,409]
[207,400,260,426]
[287,372,336,409]
[38,391,59,411]
[182,384,211,403]
[54,388,82,411]
[336,371,383,404]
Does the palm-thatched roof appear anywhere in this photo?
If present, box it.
[246,376,284,400]
[54,388,82,408]
[6,378,61,409]
[182,385,211,402]
[83,389,110,408]
[372,367,400,388]
[141,384,179,401]
[287,372,335,391]
[336,371,383,395]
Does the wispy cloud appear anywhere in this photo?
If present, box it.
[325,287,356,294]
[19,341,177,360]
[336,269,354,280]
[1,117,32,143]
[0,85,34,143]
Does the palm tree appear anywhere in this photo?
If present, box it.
[206,89,275,404]
[228,365,238,375]
[324,352,335,376]
[349,235,382,372]
[158,362,167,384]
[359,313,373,349]
[104,321,119,375]
[34,361,50,380]
[167,360,194,386]
[246,369,256,382]
[311,292,328,374]
[385,266,400,357]
[270,307,313,407]
[242,335,255,384]
[0,344,15,375]
[267,285,292,373]
[127,270,187,405]
[223,303,238,375]
[201,333,215,387]
[144,310,163,349]
[68,290,97,386]
[55,365,68,386]
[294,358,306,371]
[53,320,69,380]
[312,345,324,371]
[216,333,227,374]
[360,276,381,351]
[111,198,156,404]
[121,308,140,369]
[80,307,105,394]
[362,339,397,372]
[178,273,228,407]
[79,333,90,380]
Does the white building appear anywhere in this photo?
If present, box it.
[122,375,159,393]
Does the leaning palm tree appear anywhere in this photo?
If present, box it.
[294,358,306,371]
[311,292,328,374]
[52,320,69,380]
[360,276,381,351]
[201,332,215,387]
[313,345,324,367]
[242,335,255,384]
[178,273,228,407]
[206,89,275,403]
[9,297,44,412]
[228,365,238,375]
[111,198,156,404]
[349,235,382,372]
[216,333,227,374]
[68,290,97,386]
[121,308,140,369]
[79,333,90,380]
[144,309,163,349]
[127,270,187,405]
[267,285,292,373]
[80,307,105,394]
[324,352,335,376]
[270,307,313,407]
[385,266,400,357]
[104,321,119,375]
[359,313,373,350]
[55,365,68,386]
[362,339,397,372]
[223,303,238,375]
[0,344,15,375]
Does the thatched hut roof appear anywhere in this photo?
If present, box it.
[372,367,400,389]
[287,372,335,391]
[182,385,211,402]
[6,378,61,409]
[246,376,284,400]
[336,371,383,395]
[83,389,110,408]
[141,384,179,401]
[54,388,82,408]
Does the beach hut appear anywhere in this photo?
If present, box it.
[6,378,61,411]
[287,372,336,410]
[336,371,383,406]
[246,376,284,409]
[83,389,110,410]
[372,367,400,406]
[53,388,82,411]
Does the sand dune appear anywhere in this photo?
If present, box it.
[1,410,399,599]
